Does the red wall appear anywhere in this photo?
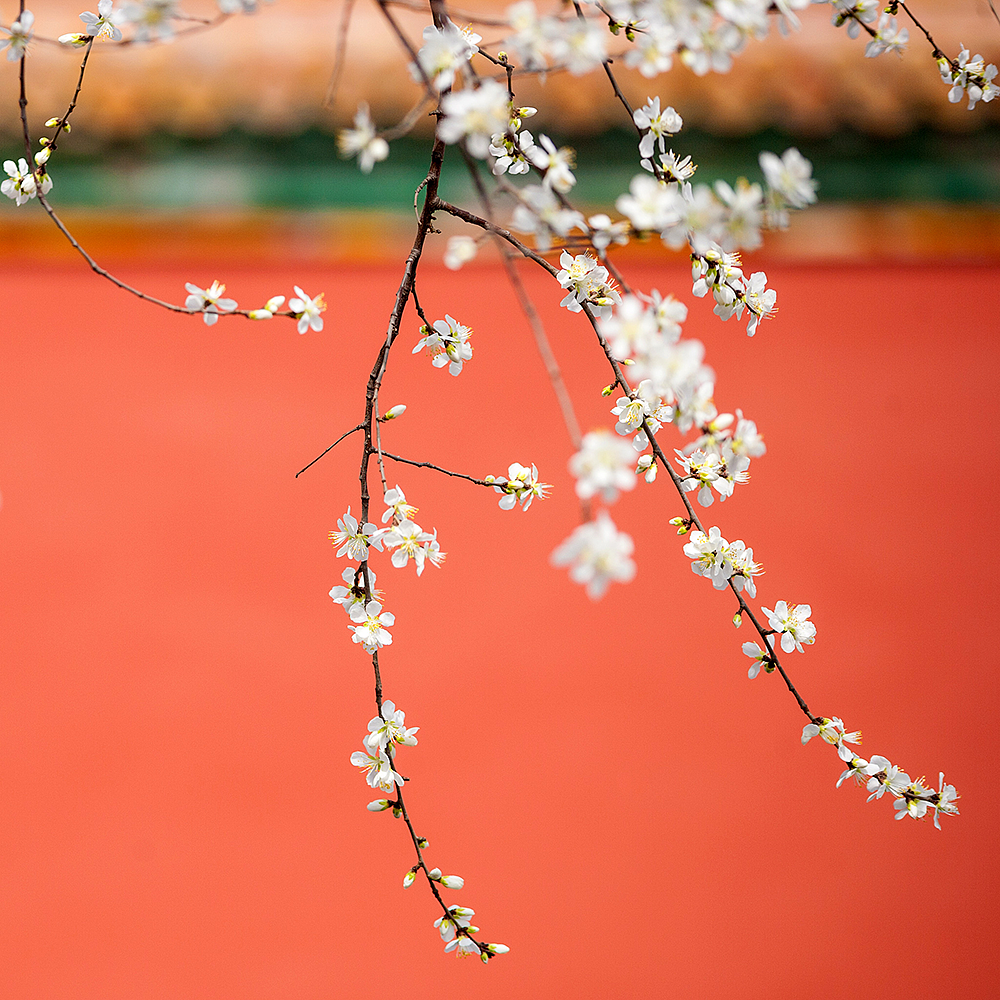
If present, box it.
[1,259,997,999]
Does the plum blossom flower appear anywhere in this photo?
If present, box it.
[288,286,325,334]
[510,183,585,252]
[351,746,403,792]
[551,512,636,599]
[382,485,418,524]
[329,565,377,617]
[365,699,419,751]
[633,97,683,160]
[568,430,637,503]
[329,506,384,561]
[80,0,122,40]
[438,79,509,159]
[490,463,550,510]
[941,47,999,110]
[382,519,434,574]
[933,772,960,829]
[556,251,621,320]
[865,14,908,58]
[489,127,535,177]
[529,134,576,193]
[759,148,817,210]
[1,9,33,60]
[742,641,770,679]
[837,753,877,788]
[762,600,816,653]
[444,235,478,270]
[114,0,179,43]
[435,905,476,941]
[412,315,473,376]
[412,21,479,91]
[445,936,481,957]
[185,281,237,325]
[2,158,40,206]
[350,599,395,652]
[894,776,933,821]
[864,755,910,801]
[338,103,389,173]
[801,716,860,748]
[683,526,731,590]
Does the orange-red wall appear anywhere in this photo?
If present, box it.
[1,260,997,999]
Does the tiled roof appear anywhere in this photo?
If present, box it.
[3,0,998,139]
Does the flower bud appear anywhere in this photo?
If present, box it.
[248,309,274,320]
[621,358,634,365]
[403,869,417,888]
[264,295,285,312]
[38,137,50,147]
[392,806,402,819]
[668,517,685,526]
[439,874,464,890]
[416,836,429,849]
[496,50,507,62]
[383,404,406,420]
[59,33,90,47]
[367,799,391,812]
[45,118,61,128]
[609,20,620,34]
[34,148,50,165]
[486,943,509,955]
[518,106,537,118]
[676,524,689,535]
[485,475,495,484]
[601,384,615,396]
[733,612,742,628]
[427,867,442,880]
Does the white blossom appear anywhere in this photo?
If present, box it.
[529,134,576,193]
[633,97,683,160]
[350,599,395,652]
[1,9,33,60]
[865,14,908,58]
[350,746,403,792]
[555,251,621,320]
[444,235,478,270]
[288,286,325,334]
[365,699,419,751]
[762,600,816,653]
[382,519,435,574]
[184,280,237,326]
[382,485,418,524]
[80,0,122,40]
[412,21,479,92]
[551,512,636,599]
[491,463,549,510]
[2,158,38,206]
[329,565,377,617]
[742,640,769,679]
[114,0,179,43]
[569,430,637,503]
[338,103,389,174]
[412,315,474,376]
[438,79,509,159]
[329,506,384,561]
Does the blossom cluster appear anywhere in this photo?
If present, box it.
[182,281,326,331]
[487,463,550,511]
[412,315,474,376]
[502,0,814,81]
[801,717,960,828]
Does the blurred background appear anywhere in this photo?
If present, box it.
[1,0,999,259]
[2,4,1000,1000]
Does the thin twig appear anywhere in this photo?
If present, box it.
[295,424,364,478]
